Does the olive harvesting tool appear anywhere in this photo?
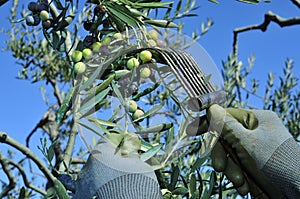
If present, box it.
[72,29,280,198]
[138,47,279,199]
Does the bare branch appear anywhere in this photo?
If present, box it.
[8,160,47,196]
[26,111,50,148]
[291,0,300,9]
[0,132,56,183]
[48,78,63,106]
[0,152,16,198]
[233,11,300,55]
[59,96,81,172]
[71,157,86,164]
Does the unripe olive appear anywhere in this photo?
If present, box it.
[140,67,151,78]
[74,62,86,74]
[71,50,83,62]
[127,58,140,69]
[148,29,159,41]
[148,39,157,47]
[101,37,111,46]
[40,10,49,21]
[82,48,93,60]
[92,42,102,52]
[120,133,141,156]
[139,50,152,63]
[125,100,138,113]
[132,109,144,120]
[113,32,122,40]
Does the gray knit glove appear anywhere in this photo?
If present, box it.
[73,137,163,199]
[209,105,300,198]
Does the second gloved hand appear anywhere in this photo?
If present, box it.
[208,105,290,198]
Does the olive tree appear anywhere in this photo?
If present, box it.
[0,0,299,198]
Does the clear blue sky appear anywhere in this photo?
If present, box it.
[0,0,299,193]
[2,0,299,138]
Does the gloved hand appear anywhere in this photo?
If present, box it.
[73,133,163,199]
[208,105,300,198]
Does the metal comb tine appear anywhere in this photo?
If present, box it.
[164,49,204,97]
[169,49,211,96]
[154,48,198,98]
[180,50,216,93]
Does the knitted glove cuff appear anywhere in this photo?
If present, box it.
[96,173,163,199]
[262,137,300,199]
[73,154,159,199]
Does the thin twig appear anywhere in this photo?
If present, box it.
[0,132,56,183]
[233,11,300,55]
[8,160,47,196]
[59,94,80,172]
[48,78,63,106]
[71,157,86,164]
[0,152,16,198]
[26,111,50,148]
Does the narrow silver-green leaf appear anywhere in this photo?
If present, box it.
[78,87,110,113]
[133,101,165,122]
[86,74,115,95]
[191,156,207,172]
[140,143,163,161]
[202,171,215,199]
[135,123,173,134]
[170,165,180,191]
[237,0,259,4]
[107,5,137,27]
[165,126,175,154]
[144,19,177,28]
[56,86,76,124]
[189,173,196,196]
[86,116,120,127]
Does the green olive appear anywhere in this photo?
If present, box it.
[71,50,82,62]
[125,100,138,113]
[132,109,144,120]
[127,57,140,69]
[139,50,152,63]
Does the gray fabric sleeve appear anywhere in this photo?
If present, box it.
[262,138,300,199]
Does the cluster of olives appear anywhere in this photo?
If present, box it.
[123,50,158,120]
[125,100,144,121]
[71,35,116,74]
[126,50,153,79]
[71,48,92,74]
[26,1,51,29]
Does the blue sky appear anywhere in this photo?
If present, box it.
[0,0,299,196]
[1,0,299,150]
[2,0,299,138]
